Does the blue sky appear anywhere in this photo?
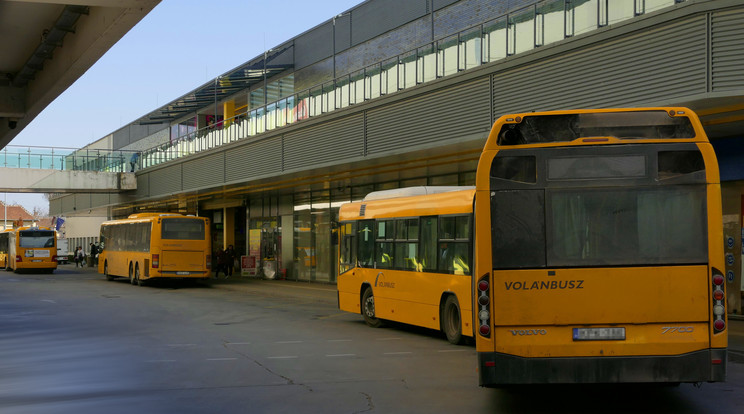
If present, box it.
[6,0,361,214]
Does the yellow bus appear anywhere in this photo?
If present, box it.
[337,187,476,344]
[1,229,11,269]
[475,107,726,385]
[2,226,58,273]
[98,213,211,285]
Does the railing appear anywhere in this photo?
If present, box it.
[0,145,136,173]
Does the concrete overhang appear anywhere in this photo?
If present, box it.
[0,0,160,149]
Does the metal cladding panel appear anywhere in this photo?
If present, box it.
[352,0,427,46]
[112,127,129,150]
[225,136,283,182]
[75,194,92,210]
[711,8,744,91]
[182,153,224,191]
[49,197,62,216]
[149,164,182,197]
[283,114,365,171]
[295,24,332,69]
[492,15,708,116]
[366,77,491,155]
[60,194,75,213]
[91,193,110,209]
[135,174,149,198]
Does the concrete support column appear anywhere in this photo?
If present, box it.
[224,207,235,248]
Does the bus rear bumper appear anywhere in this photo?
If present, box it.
[478,349,727,386]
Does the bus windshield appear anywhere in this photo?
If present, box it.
[497,111,696,145]
[19,230,56,248]
[161,218,205,240]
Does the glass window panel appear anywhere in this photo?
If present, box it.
[484,17,507,62]
[455,216,471,240]
[570,0,599,36]
[438,36,459,77]
[439,216,456,240]
[538,0,566,46]
[418,45,437,83]
[608,0,634,24]
[420,216,437,271]
[377,242,394,268]
[394,242,419,270]
[644,0,676,14]
[510,7,536,54]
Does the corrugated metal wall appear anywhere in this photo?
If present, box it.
[149,164,181,196]
[182,152,224,190]
[225,135,283,183]
[711,8,744,91]
[491,14,709,116]
[283,113,365,171]
[366,77,491,155]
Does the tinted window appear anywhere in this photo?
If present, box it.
[19,230,55,248]
[161,218,205,240]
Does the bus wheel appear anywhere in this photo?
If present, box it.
[104,262,114,281]
[362,287,383,328]
[129,263,135,285]
[442,295,463,345]
[134,264,144,287]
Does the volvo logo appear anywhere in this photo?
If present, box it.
[509,329,547,336]
[661,326,694,334]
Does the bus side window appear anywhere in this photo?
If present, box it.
[419,216,437,272]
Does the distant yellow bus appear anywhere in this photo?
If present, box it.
[1,229,11,269]
[337,187,475,344]
[98,213,211,285]
[2,226,58,273]
[475,107,726,385]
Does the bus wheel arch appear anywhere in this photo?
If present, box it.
[104,261,114,281]
[134,263,144,286]
[441,294,464,345]
[361,284,383,328]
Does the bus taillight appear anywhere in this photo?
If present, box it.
[152,254,159,268]
[206,254,211,269]
[712,268,726,333]
[52,256,58,262]
[15,255,22,263]
[477,274,491,338]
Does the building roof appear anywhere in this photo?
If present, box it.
[0,201,36,221]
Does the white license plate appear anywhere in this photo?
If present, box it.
[573,327,625,341]
[176,271,189,275]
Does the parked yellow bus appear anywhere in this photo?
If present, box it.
[98,213,211,285]
[1,229,11,269]
[474,107,726,385]
[2,226,58,273]
[337,187,476,344]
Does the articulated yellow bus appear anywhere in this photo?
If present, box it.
[2,226,58,273]
[337,187,476,344]
[475,107,726,385]
[98,213,211,285]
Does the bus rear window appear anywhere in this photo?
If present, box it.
[497,111,695,145]
[19,230,55,248]
[161,219,205,240]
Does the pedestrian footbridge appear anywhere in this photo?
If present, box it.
[0,145,136,193]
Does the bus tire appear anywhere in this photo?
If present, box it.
[441,295,463,345]
[129,263,135,285]
[104,262,114,281]
[362,286,383,328]
[134,264,144,287]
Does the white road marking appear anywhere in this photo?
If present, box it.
[276,340,303,344]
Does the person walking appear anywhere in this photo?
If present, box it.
[224,245,236,278]
[75,246,84,268]
[89,243,96,267]
[214,249,226,279]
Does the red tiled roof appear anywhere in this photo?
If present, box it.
[0,201,37,221]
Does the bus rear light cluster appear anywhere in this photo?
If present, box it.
[206,254,211,269]
[152,254,160,268]
[16,255,22,263]
[712,268,726,333]
[52,256,58,263]
[477,275,491,337]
